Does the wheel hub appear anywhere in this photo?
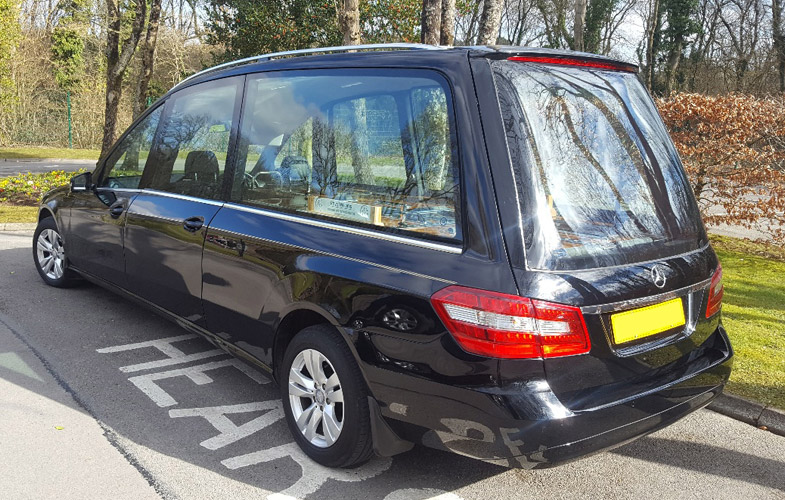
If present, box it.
[314,389,326,405]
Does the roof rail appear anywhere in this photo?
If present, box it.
[178,43,443,87]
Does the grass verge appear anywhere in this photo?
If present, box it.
[0,147,100,161]
[0,205,38,223]
[709,234,785,410]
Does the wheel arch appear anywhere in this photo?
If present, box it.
[272,304,345,383]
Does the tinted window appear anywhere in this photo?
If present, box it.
[140,77,240,199]
[99,106,163,189]
[233,70,460,242]
[493,61,704,270]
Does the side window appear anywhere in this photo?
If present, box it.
[141,77,240,199]
[233,70,461,242]
[100,106,163,189]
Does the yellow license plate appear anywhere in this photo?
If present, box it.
[611,297,685,344]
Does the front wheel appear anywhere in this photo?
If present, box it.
[281,325,374,468]
[32,217,79,288]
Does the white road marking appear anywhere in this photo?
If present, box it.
[222,442,392,500]
[169,401,284,450]
[383,489,462,500]
[97,334,225,373]
[128,358,268,407]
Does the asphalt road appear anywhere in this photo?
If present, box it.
[0,230,784,500]
[0,158,96,176]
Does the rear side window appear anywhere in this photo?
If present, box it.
[493,60,705,270]
[232,69,460,243]
[140,77,241,199]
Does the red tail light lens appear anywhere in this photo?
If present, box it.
[706,264,724,318]
[507,55,637,73]
[430,286,591,359]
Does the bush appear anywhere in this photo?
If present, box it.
[0,169,85,205]
[658,93,785,244]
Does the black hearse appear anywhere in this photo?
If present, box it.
[33,43,731,468]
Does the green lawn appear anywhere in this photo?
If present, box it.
[0,205,38,223]
[709,235,785,410]
[0,147,100,160]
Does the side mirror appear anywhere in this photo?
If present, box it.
[70,172,94,192]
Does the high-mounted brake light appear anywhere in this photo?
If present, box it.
[706,264,724,318]
[507,55,637,73]
[430,286,591,359]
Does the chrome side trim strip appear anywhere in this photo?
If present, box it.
[223,203,463,254]
[580,277,713,314]
[143,189,225,207]
[214,227,454,285]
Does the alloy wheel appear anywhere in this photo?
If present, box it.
[288,348,344,448]
[36,229,65,280]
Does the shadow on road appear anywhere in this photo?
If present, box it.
[612,435,785,491]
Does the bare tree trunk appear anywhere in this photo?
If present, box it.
[440,0,456,45]
[421,0,441,45]
[337,0,361,46]
[643,0,661,91]
[477,0,503,45]
[101,0,147,158]
[133,0,162,119]
[773,0,784,92]
[664,37,683,96]
[574,0,587,51]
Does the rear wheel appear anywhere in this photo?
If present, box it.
[280,325,373,468]
[32,217,79,288]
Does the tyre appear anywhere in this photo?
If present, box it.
[280,325,374,468]
[32,216,79,288]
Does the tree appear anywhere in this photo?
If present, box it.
[477,0,502,44]
[718,0,764,91]
[775,0,785,92]
[421,0,441,44]
[51,0,89,93]
[574,0,587,51]
[639,0,664,92]
[662,0,699,95]
[101,0,147,157]
[0,0,20,111]
[205,0,340,61]
[361,0,422,43]
[338,0,361,45]
[133,0,163,119]
[440,0,455,44]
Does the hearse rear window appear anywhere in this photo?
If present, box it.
[493,60,705,271]
[231,69,461,243]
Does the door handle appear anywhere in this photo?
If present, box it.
[183,216,204,232]
[109,204,125,218]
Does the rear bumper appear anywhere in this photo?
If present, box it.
[369,325,733,468]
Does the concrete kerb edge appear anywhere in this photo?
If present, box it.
[708,393,785,437]
[0,223,37,231]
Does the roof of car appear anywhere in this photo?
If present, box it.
[171,43,638,94]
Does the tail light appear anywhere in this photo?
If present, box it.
[706,264,724,318]
[430,286,591,359]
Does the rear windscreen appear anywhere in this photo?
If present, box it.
[492,60,706,271]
